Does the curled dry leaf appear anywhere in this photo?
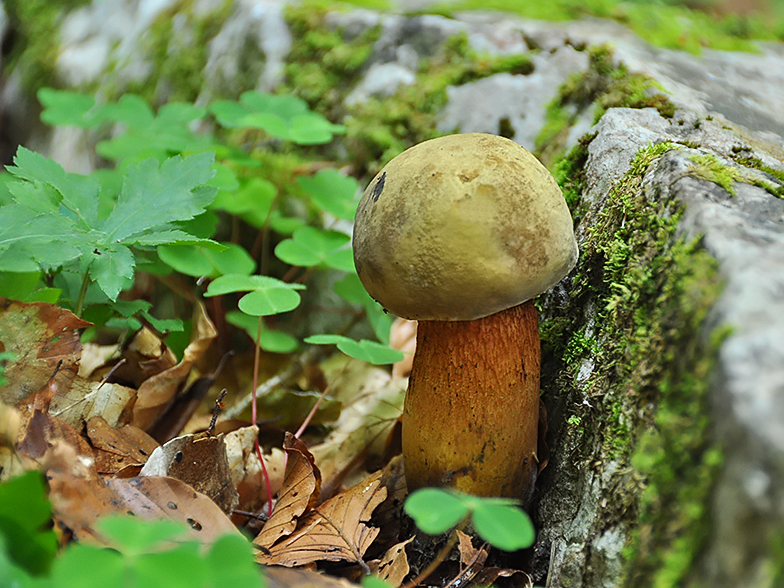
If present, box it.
[140,433,239,515]
[255,433,322,549]
[370,537,414,588]
[115,327,178,387]
[255,469,387,569]
[86,416,158,476]
[132,301,217,431]
[43,440,238,544]
[0,298,90,406]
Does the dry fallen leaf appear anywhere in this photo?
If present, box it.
[140,433,239,515]
[115,327,178,387]
[264,566,361,588]
[309,364,404,497]
[87,416,158,475]
[44,440,239,544]
[255,469,387,568]
[132,302,217,431]
[225,426,286,514]
[370,537,414,587]
[16,405,94,462]
[255,433,321,549]
[49,379,136,429]
[0,298,89,406]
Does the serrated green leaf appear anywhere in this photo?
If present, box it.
[38,87,99,128]
[101,153,217,242]
[7,147,101,227]
[112,299,152,317]
[274,227,351,268]
[89,244,135,301]
[0,271,40,300]
[238,287,301,316]
[471,502,534,551]
[140,311,183,333]
[0,205,81,270]
[297,169,358,220]
[404,489,469,535]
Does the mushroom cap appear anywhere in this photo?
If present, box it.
[352,133,578,321]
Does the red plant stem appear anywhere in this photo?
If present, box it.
[254,316,273,517]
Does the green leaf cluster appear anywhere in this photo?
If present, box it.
[2,85,398,365]
[0,148,218,311]
[404,488,535,552]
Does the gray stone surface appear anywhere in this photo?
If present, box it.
[437,46,589,150]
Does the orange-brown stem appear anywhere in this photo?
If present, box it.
[402,300,540,499]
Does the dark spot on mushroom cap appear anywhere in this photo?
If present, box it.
[371,172,385,202]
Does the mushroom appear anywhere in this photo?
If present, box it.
[352,133,578,499]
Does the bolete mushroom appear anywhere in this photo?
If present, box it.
[353,133,577,499]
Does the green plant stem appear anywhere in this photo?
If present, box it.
[75,272,91,316]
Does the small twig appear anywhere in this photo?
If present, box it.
[207,389,228,436]
[96,357,126,391]
[233,509,269,522]
[402,531,459,588]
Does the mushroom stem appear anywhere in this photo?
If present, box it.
[402,300,541,499]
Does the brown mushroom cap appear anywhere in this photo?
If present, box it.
[353,133,578,321]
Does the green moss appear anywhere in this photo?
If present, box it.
[541,139,725,587]
[421,0,783,52]
[535,46,675,165]
[687,154,743,196]
[731,155,784,199]
[2,0,90,92]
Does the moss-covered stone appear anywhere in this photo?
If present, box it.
[535,45,675,166]
[124,0,234,104]
[540,139,725,587]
